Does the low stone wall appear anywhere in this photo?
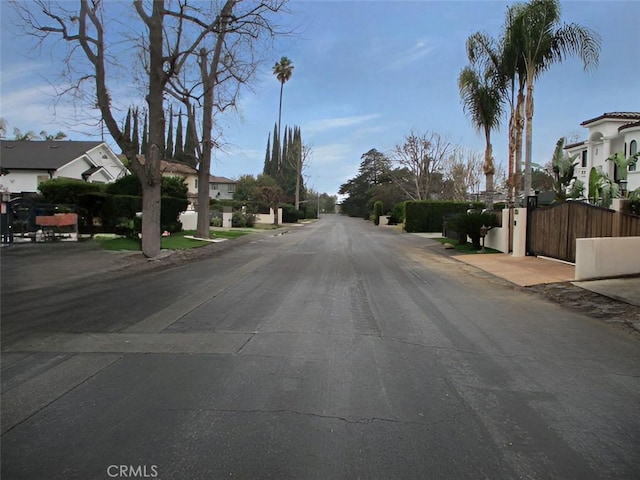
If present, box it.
[575,236,640,280]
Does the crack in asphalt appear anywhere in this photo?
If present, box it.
[164,407,464,427]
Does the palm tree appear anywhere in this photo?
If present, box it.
[458,65,503,209]
[272,56,294,167]
[511,0,600,198]
[466,6,527,206]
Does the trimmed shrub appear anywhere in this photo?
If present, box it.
[161,196,189,233]
[372,200,383,225]
[281,204,300,223]
[405,200,484,233]
[39,178,103,204]
[388,202,405,225]
[106,175,141,196]
[448,212,498,250]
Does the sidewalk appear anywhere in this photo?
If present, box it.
[455,253,640,307]
[411,233,639,308]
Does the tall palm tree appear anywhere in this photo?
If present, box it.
[466,5,527,206]
[273,56,294,167]
[511,0,600,198]
[458,65,503,209]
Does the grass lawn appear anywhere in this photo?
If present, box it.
[97,229,251,251]
[432,237,500,254]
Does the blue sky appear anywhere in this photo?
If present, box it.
[1,1,639,197]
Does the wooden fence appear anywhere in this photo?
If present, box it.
[528,201,640,263]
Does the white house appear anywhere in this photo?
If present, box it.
[160,159,199,206]
[564,112,640,197]
[0,140,128,194]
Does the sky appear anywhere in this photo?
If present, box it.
[1,0,639,198]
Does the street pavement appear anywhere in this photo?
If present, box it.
[1,216,639,479]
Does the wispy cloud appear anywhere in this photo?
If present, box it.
[386,39,434,71]
[305,113,381,134]
[310,143,355,166]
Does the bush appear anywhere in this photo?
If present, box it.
[107,174,188,199]
[405,201,484,233]
[39,178,103,204]
[210,217,223,227]
[448,212,498,250]
[372,200,383,225]
[281,204,300,223]
[106,175,141,196]
[387,202,405,225]
[232,211,255,228]
[161,196,189,233]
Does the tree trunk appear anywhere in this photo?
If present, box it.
[196,0,236,239]
[524,75,534,199]
[295,154,301,210]
[277,82,284,169]
[484,128,494,209]
[140,145,162,256]
[197,48,213,239]
[507,108,516,205]
[514,86,525,205]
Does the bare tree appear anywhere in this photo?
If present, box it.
[14,0,289,247]
[392,131,454,201]
[163,0,289,238]
[442,148,483,201]
[14,0,187,257]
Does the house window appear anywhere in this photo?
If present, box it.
[227,184,235,193]
[581,150,587,168]
[195,178,198,189]
[630,140,638,172]
[211,183,219,191]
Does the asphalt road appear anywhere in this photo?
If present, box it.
[2,215,639,479]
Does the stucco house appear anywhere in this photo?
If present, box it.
[564,112,640,197]
[208,175,235,200]
[160,159,236,205]
[0,140,127,195]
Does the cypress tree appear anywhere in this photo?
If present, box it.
[132,108,140,154]
[263,132,272,175]
[166,106,174,159]
[271,123,280,170]
[141,112,148,155]
[281,127,289,176]
[174,111,184,162]
[184,113,196,167]
[123,108,131,144]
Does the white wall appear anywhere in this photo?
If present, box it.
[179,211,198,231]
[512,207,527,257]
[0,170,50,193]
[575,237,640,280]
[255,208,283,225]
[484,209,510,253]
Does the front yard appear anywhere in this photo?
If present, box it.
[97,229,252,251]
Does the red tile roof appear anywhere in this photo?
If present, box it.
[619,120,640,132]
[581,112,640,126]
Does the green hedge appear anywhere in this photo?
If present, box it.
[39,178,103,204]
[161,196,189,233]
[405,201,484,233]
